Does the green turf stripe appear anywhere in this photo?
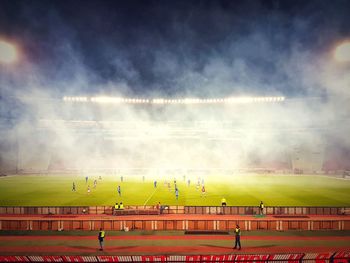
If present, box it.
[1,175,350,206]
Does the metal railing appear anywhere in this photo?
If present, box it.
[0,205,349,216]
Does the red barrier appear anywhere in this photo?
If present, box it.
[235,254,270,262]
[269,253,304,263]
[39,256,64,262]
[137,255,168,262]
[3,252,350,262]
[184,255,201,262]
[27,256,97,262]
[0,256,29,262]
[303,253,333,263]
[96,256,130,262]
[27,256,48,262]
[332,251,350,263]
[201,255,236,262]
[167,256,187,262]
[61,256,97,262]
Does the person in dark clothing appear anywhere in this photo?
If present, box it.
[259,201,264,215]
[117,185,121,197]
[98,228,105,251]
[233,224,241,250]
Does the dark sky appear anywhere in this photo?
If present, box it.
[0,0,350,97]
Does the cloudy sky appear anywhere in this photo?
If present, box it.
[1,0,349,98]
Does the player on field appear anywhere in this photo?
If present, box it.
[201,185,206,197]
[72,182,76,192]
[117,185,121,197]
[93,179,97,189]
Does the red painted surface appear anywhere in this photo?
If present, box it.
[0,234,349,256]
[1,235,350,241]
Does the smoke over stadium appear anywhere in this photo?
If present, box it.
[0,0,350,177]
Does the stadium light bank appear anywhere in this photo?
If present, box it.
[62,96,285,104]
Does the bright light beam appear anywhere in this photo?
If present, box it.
[334,41,350,62]
[0,40,18,64]
[63,96,286,104]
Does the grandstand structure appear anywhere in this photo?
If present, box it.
[0,95,349,176]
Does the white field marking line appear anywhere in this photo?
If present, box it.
[307,174,350,181]
[143,187,158,206]
[268,174,350,181]
[0,175,16,179]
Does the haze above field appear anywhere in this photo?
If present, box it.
[0,0,350,173]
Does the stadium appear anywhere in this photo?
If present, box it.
[1,94,350,261]
[1,0,350,262]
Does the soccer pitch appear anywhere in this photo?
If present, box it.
[0,174,349,207]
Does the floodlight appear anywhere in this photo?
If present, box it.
[0,40,18,64]
[62,95,286,105]
[334,41,350,62]
[153,98,165,104]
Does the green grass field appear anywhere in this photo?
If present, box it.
[0,174,349,206]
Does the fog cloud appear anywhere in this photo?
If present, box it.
[1,0,349,176]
